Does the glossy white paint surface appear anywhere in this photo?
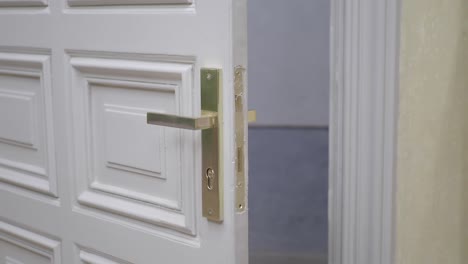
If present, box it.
[0,0,248,263]
[330,0,400,263]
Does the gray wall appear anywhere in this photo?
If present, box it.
[247,0,330,261]
[249,128,328,260]
[248,0,330,127]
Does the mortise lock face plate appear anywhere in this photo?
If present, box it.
[234,66,257,214]
[234,66,247,213]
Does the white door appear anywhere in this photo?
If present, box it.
[0,0,249,263]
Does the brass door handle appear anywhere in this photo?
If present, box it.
[145,68,256,223]
[147,110,255,130]
[147,111,218,130]
[146,68,223,223]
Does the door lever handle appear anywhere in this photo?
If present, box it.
[147,110,255,130]
[147,111,218,130]
[145,68,223,223]
[145,68,256,223]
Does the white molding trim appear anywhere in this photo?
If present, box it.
[329,0,401,264]
[0,221,61,263]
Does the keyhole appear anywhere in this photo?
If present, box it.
[206,168,215,190]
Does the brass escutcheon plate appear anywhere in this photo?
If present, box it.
[201,68,223,222]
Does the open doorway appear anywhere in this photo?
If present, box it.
[248,0,330,263]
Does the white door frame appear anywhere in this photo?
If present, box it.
[329,0,401,263]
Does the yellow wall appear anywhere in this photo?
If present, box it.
[397,0,468,263]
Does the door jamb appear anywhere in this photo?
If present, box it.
[329,0,401,263]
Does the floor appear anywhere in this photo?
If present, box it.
[248,127,329,264]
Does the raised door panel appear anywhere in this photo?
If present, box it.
[67,0,192,7]
[0,52,57,198]
[77,248,131,264]
[0,222,61,264]
[69,52,197,236]
[0,0,47,7]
